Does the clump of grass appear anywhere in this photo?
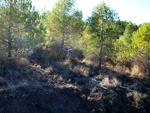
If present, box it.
[44,66,53,75]
[82,56,99,67]
[72,65,88,76]
[100,77,121,87]
[127,91,147,109]
[16,57,30,67]
[131,64,147,78]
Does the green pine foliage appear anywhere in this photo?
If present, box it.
[0,0,46,58]
[43,0,83,49]
[114,22,138,62]
[131,23,150,60]
[0,0,149,76]
[81,2,119,69]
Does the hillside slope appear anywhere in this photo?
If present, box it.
[0,50,150,113]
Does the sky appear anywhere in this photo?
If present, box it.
[32,0,150,25]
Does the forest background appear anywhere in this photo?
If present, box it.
[0,0,150,77]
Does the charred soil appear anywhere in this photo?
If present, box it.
[0,50,150,113]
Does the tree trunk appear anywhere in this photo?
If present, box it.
[99,37,103,70]
[8,27,12,59]
[146,41,150,76]
[61,31,65,48]
[8,39,12,58]
[147,48,150,76]
[99,19,104,72]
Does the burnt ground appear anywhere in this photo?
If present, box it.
[0,50,150,113]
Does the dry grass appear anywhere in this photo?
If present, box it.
[16,57,30,67]
[127,91,147,109]
[100,77,121,87]
[130,62,148,78]
[82,56,99,67]
[107,62,147,79]
[62,59,71,65]
[131,65,144,78]
[73,65,90,76]
[44,66,53,74]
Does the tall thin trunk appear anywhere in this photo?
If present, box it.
[147,43,150,76]
[62,29,65,48]
[8,26,12,58]
[99,37,103,70]
[148,53,150,76]
[99,19,103,71]
[145,41,150,76]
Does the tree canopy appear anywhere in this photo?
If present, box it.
[44,0,83,49]
[0,0,149,76]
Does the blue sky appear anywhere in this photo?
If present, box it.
[32,0,150,25]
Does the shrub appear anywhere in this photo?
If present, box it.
[73,49,84,61]
[127,91,147,109]
[82,56,99,67]
[16,57,30,67]
[100,77,121,87]
[0,51,8,66]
